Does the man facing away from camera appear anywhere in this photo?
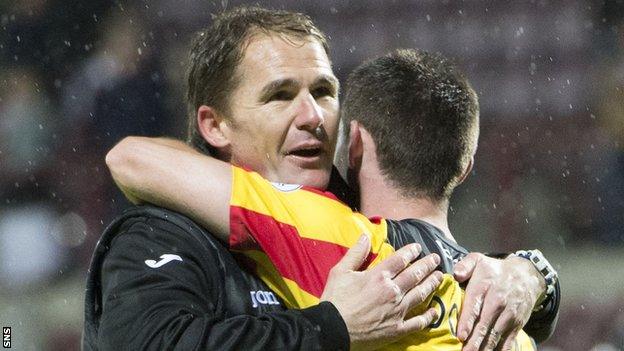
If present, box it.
[85,6,559,351]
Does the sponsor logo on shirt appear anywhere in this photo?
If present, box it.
[270,182,302,192]
[436,239,455,263]
[250,290,280,308]
[145,254,183,268]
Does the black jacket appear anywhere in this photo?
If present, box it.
[83,206,349,350]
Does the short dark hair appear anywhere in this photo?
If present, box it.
[186,6,329,156]
[342,49,479,200]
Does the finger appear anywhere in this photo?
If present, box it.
[482,328,503,351]
[492,305,525,351]
[401,307,439,335]
[462,289,506,351]
[401,270,443,308]
[371,243,422,278]
[496,329,519,351]
[462,321,489,351]
[333,234,371,272]
[393,253,440,293]
[454,252,481,283]
[457,280,488,341]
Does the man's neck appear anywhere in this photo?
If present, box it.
[357,161,454,241]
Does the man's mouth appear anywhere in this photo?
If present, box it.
[285,142,325,167]
[288,147,323,158]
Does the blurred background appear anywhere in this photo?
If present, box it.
[0,0,622,349]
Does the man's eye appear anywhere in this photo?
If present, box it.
[268,91,294,101]
[312,87,334,99]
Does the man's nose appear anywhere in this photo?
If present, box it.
[294,94,324,131]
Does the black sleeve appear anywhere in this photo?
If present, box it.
[96,217,349,351]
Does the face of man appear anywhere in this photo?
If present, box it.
[221,33,339,189]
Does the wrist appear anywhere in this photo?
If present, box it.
[506,255,546,300]
[513,249,558,311]
[301,301,350,351]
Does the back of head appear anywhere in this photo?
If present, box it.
[342,49,479,201]
[186,6,329,156]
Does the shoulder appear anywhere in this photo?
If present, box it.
[87,205,230,296]
[83,205,228,347]
[110,205,224,248]
[386,218,469,273]
[89,205,227,281]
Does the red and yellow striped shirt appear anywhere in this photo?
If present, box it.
[229,166,535,351]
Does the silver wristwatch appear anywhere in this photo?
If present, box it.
[514,249,558,311]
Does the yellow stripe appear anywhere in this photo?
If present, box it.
[231,166,389,253]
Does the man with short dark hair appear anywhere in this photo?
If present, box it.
[339,49,559,349]
[340,49,479,202]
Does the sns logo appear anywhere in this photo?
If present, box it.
[250,291,281,308]
[3,327,10,348]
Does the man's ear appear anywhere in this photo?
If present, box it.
[348,120,363,170]
[197,105,231,150]
[457,156,474,185]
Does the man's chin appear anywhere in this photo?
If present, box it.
[281,156,331,189]
[281,168,330,190]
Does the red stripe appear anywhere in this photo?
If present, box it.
[230,206,377,297]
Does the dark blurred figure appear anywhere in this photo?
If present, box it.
[59,8,171,221]
[0,0,112,94]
